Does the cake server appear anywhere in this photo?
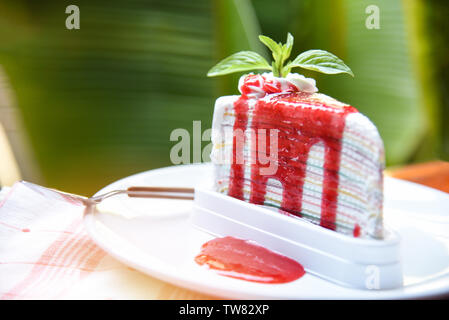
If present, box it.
[20,181,194,206]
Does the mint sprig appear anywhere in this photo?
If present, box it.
[207,33,354,78]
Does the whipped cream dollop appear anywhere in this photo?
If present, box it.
[238,72,318,99]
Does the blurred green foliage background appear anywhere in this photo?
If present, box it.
[0,0,448,194]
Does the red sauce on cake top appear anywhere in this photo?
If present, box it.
[229,74,358,231]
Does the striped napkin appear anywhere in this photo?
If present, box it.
[0,182,211,300]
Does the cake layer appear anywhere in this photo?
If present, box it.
[210,76,385,239]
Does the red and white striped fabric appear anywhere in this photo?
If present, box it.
[0,181,188,300]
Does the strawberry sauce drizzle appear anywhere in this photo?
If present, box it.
[228,74,357,230]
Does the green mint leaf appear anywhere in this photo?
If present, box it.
[271,61,280,77]
[281,64,292,78]
[287,49,354,77]
[283,33,294,61]
[207,51,272,77]
[279,33,294,77]
[258,35,282,61]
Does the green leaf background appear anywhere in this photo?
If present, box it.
[254,0,442,165]
[0,0,447,193]
[0,0,263,194]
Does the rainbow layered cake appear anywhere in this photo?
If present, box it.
[210,73,384,239]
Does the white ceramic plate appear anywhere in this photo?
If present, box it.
[84,163,449,299]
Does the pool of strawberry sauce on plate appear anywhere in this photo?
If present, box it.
[194,236,305,284]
